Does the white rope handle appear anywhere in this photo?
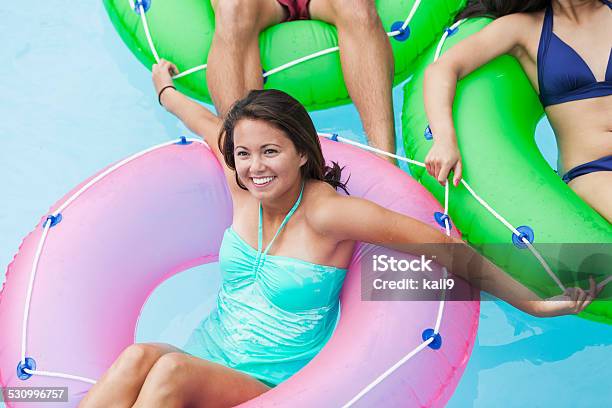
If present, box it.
[321,131,450,407]
[24,368,97,385]
[138,3,160,63]
[429,18,565,293]
[18,138,206,384]
[341,336,435,408]
[322,138,562,294]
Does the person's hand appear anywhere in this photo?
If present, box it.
[425,138,462,187]
[534,276,607,317]
[152,59,179,94]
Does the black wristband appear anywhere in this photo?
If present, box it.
[158,85,176,106]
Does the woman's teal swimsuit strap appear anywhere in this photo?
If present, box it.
[184,183,347,387]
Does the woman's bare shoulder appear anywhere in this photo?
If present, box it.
[302,181,345,229]
[492,10,543,26]
[512,11,545,59]
[490,11,543,41]
[478,11,543,59]
[303,180,343,206]
[231,190,258,223]
[518,9,546,35]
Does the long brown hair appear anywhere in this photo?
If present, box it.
[218,89,349,194]
[456,0,549,20]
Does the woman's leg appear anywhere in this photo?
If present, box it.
[569,172,612,222]
[207,0,285,117]
[78,343,182,408]
[131,352,271,408]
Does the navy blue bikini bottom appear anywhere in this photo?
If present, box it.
[562,155,612,183]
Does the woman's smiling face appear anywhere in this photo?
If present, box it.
[233,119,307,201]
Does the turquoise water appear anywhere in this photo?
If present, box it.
[1,3,610,407]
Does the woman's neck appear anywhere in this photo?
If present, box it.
[260,181,304,222]
[553,0,603,23]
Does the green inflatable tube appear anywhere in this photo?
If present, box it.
[104,0,465,110]
[402,18,612,325]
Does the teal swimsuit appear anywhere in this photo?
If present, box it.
[183,184,347,386]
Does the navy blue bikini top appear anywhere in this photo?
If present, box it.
[537,0,612,107]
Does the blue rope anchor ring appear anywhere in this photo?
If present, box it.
[262,69,268,85]
[424,125,433,140]
[422,328,442,350]
[434,211,452,231]
[133,0,152,14]
[45,213,62,228]
[390,21,410,42]
[175,136,192,145]
[17,357,36,380]
[445,26,459,37]
[512,225,534,249]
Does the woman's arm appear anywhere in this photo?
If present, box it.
[424,14,532,186]
[152,60,222,156]
[152,60,246,197]
[309,193,602,317]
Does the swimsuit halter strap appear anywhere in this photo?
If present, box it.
[544,2,553,30]
[257,182,305,257]
[536,1,554,105]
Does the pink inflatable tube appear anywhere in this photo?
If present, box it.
[1,137,479,407]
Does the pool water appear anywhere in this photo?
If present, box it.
[1,3,610,407]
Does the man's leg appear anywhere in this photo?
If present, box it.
[309,0,397,164]
[208,0,285,117]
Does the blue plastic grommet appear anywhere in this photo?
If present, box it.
[390,21,410,42]
[262,69,268,85]
[422,328,442,350]
[434,211,452,230]
[424,125,433,140]
[17,357,36,380]
[45,213,62,228]
[330,133,339,142]
[512,225,534,249]
[445,26,459,37]
[133,0,152,14]
[175,136,192,145]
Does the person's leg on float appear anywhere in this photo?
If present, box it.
[79,343,271,408]
[208,0,286,117]
[131,352,271,408]
[78,343,182,407]
[569,172,612,223]
[309,0,397,165]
